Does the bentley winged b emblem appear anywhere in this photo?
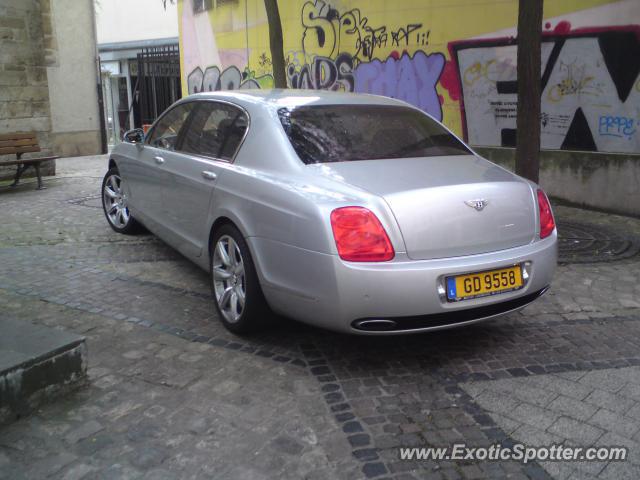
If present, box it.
[464,199,488,211]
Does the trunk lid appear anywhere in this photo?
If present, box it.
[310,155,537,260]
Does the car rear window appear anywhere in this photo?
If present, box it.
[278,105,471,164]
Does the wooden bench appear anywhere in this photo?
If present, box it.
[0,132,58,190]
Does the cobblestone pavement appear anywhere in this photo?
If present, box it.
[1,155,640,479]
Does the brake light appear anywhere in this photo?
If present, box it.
[537,189,555,239]
[330,207,394,262]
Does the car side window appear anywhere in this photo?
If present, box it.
[180,102,248,161]
[147,103,194,150]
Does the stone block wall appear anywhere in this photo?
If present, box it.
[0,0,56,179]
[0,0,103,182]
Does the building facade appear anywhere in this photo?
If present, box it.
[95,0,181,145]
[0,0,102,178]
[177,0,640,214]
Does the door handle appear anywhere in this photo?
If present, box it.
[201,171,217,180]
[154,156,165,165]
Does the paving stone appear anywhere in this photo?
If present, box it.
[588,409,640,440]
[579,370,628,394]
[64,420,104,444]
[86,463,142,480]
[61,463,97,480]
[272,435,305,455]
[459,464,484,479]
[362,461,388,478]
[547,395,599,421]
[541,461,578,480]
[348,433,371,448]
[511,402,560,430]
[594,461,640,480]
[488,413,521,435]
[531,374,594,401]
[597,432,640,464]
[569,459,608,478]
[618,383,640,402]
[547,416,604,445]
[584,389,636,414]
[343,421,364,433]
[554,371,588,382]
[474,389,522,417]
[627,403,640,422]
[494,379,559,408]
[140,469,179,480]
[0,450,10,468]
[511,423,563,446]
[129,446,168,470]
[28,453,77,478]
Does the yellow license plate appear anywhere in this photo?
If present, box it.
[446,265,523,301]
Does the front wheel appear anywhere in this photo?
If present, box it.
[101,167,142,234]
[210,224,271,334]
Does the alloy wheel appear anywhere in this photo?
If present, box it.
[212,235,246,323]
[103,174,130,228]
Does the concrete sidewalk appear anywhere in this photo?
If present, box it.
[0,318,86,425]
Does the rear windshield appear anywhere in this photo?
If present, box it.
[278,105,471,164]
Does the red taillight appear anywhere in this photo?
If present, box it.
[537,189,555,239]
[330,207,395,262]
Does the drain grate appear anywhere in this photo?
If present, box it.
[557,220,640,264]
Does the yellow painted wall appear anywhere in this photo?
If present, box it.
[178,0,640,153]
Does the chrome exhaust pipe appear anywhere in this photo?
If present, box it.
[353,319,398,331]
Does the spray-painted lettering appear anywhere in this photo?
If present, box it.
[598,115,636,139]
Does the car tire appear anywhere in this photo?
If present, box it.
[101,166,143,235]
[210,224,271,335]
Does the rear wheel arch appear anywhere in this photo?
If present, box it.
[208,218,274,333]
[208,216,265,281]
[208,216,253,261]
[208,216,236,257]
[209,222,272,334]
[108,158,117,170]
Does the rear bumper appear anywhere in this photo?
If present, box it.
[251,231,557,334]
[351,286,549,333]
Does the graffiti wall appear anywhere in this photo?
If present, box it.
[178,0,640,154]
[453,25,640,153]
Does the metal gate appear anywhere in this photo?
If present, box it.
[136,45,181,127]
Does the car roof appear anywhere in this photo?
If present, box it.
[184,89,409,111]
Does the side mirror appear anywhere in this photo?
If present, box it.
[123,128,144,144]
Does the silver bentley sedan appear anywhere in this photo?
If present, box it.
[102,90,557,335]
